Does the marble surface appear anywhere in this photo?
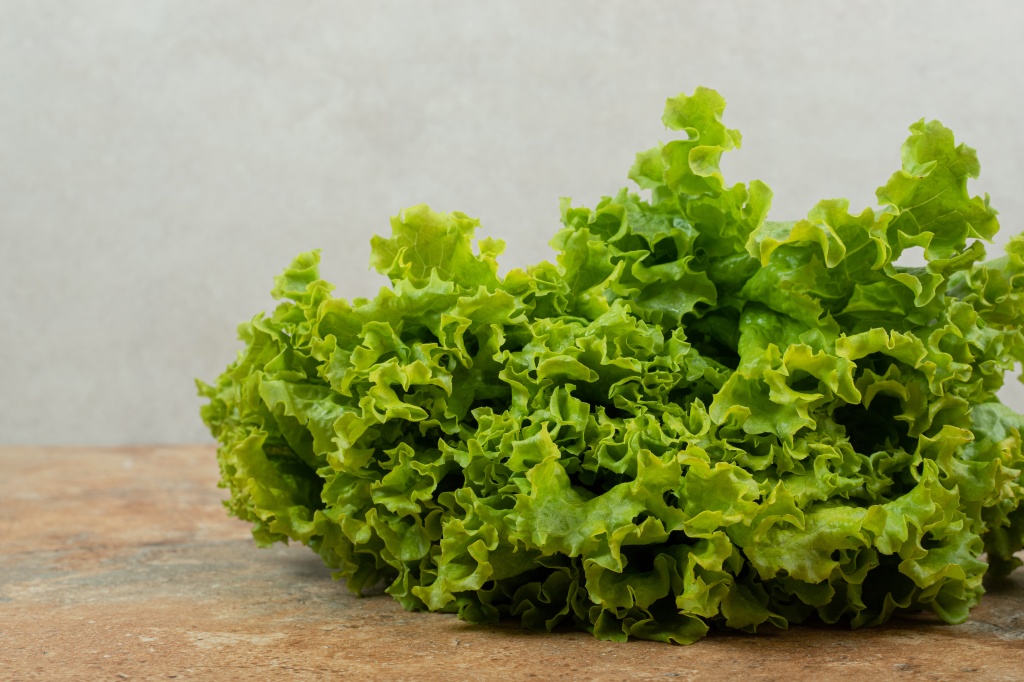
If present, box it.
[2,446,1022,680]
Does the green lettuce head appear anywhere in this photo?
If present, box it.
[199,87,1024,643]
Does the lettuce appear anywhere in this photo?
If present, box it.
[198,87,1024,643]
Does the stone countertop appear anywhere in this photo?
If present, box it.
[1,446,1022,681]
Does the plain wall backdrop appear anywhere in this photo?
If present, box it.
[1,0,1022,445]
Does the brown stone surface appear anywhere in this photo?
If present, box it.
[1,446,1022,681]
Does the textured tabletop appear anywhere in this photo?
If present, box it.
[1,446,1022,680]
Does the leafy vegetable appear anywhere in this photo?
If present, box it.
[198,87,1024,643]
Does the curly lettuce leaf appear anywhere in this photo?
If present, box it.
[199,87,1024,645]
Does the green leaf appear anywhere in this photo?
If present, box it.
[200,86,1024,645]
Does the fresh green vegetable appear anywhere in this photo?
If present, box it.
[198,87,1024,643]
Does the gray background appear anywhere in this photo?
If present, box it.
[2,1,1022,445]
